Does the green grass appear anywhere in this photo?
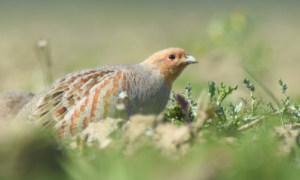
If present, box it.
[1,77,300,180]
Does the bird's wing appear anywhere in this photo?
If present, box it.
[29,68,130,137]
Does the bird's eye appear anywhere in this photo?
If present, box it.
[168,54,176,60]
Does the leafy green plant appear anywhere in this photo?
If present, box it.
[164,83,198,125]
[267,79,300,123]
[166,78,300,135]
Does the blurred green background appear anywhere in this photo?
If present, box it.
[1,0,300,102]
[1,1,300,179]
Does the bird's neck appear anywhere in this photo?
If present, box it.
[135,61,172,89]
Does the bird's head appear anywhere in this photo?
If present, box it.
[145,48,198,88]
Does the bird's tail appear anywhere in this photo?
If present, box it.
[0,90,35,131]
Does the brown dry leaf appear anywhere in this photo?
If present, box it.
[122,114,163,155]
[192,90,214,134]
[273,124,300,154]
[80,118,124,148]
[153,123,191,159]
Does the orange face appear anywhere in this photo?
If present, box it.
[146,48,198,87]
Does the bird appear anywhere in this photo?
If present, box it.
[15,48,198,137]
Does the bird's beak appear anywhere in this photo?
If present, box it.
[183,55,198,64]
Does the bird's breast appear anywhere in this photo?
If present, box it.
[124,67,171,116]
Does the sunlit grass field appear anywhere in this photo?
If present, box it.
[1,0,300,179]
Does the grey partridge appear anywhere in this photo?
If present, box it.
[15,48,198,137]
